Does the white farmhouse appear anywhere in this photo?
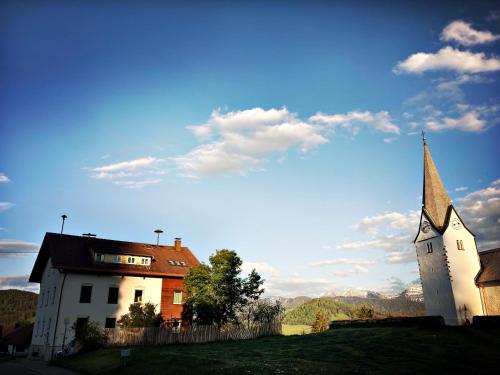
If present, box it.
[414,137,500,325]
[28,233,199,360]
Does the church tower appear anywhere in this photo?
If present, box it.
[414,134,483,325]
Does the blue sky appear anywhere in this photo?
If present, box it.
[1,0,499,296]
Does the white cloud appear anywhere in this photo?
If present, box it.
[310,258,376,267]
[441,20,500,46]
[0,202,15,212]
[309,111,400,134]
[242,261,280,276]
[174,107,328,178]
[455,186,469,192]
[427,111,486,132]
[458,179,500,250]
[337,211,420,264]
[394,47,500,74]
[89,157,166,188]
[0,274,39,293]
[0,173,10,183]
[0,239,39,256]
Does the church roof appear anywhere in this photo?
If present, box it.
[422,142,451,230]
[476,248,500,285]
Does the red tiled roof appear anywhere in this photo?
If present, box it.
[29,233,200,283]
[476,248,500,285]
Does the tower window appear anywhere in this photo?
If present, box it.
[426,242,433,253]
[457,240,465,251]
[108,287,119,304]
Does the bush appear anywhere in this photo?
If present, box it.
[118,302,164,328]
[357,305,375,319]
[311,310,330,333]
[71,320,107,352]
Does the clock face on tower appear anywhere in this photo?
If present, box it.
[451,218,462,230]
[421,221,431,233]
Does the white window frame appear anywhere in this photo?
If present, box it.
[127,256,135,264]
[426,242,433,253]
[114,255,121,263]
[134,289,143,303]
[173,290,183,305]
[457,240,465,251]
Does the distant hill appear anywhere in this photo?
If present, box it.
[265,296,312,310]
[332,295,425,317]
[283,298,369,325]
[283,295,425,326]
[0,289,38,330]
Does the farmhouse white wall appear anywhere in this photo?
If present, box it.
[53,273,162,346]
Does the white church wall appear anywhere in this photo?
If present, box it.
[443,209,483,322]
[416,235,457,322]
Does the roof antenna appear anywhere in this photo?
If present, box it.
[61,214,67,234]
[82,233,96,237]
[154,229,164,246]
[422,130,427,146]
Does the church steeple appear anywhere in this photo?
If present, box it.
[422,133,451,229]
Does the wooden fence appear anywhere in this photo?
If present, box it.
[103,321,282,346]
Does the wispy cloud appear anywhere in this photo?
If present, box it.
[0,202,15,212]
[0,274,39,293]
[310,258,376,267]
[394,47,500,74]
[242,261,280,276]
[309,110,400,134]
[427,111,486,132]
[455,186,469,192]
[88,157,167,188]
[333,265,369,278]
[0,239,39,256]
[0,173,10,183]
[441,20,500,46]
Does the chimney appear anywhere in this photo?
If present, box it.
[174,238,182,251]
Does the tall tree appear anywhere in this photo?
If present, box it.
[183,249,264,326]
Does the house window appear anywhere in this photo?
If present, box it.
[79,285,92,303]
[127,256,135,264]
[114,255,121,263]
[173,290,183,305]
[426,242,433,253]
[457,240,465,250]
[75,317,89,338]
[134,289,143,303]
[108,287,119,304]
[105,317,116,328]
[52,287,56,304]
[95,253,103,262]
[141,257,150,265]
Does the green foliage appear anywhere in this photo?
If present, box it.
[0,289,38,328]
[118,302,164,328]
[311,310,330,333]
[356,305,375,319]
[334,295,425,317]
[183,249,264,326]
[71,320,107,352]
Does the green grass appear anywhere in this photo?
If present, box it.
[281,324,311,335]
[58,326,500,375]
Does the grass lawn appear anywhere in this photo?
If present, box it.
[281,324,311,335]
[58,326,500,375]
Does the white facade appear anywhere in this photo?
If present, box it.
[30,257,162,359]
[415,209,483,325]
